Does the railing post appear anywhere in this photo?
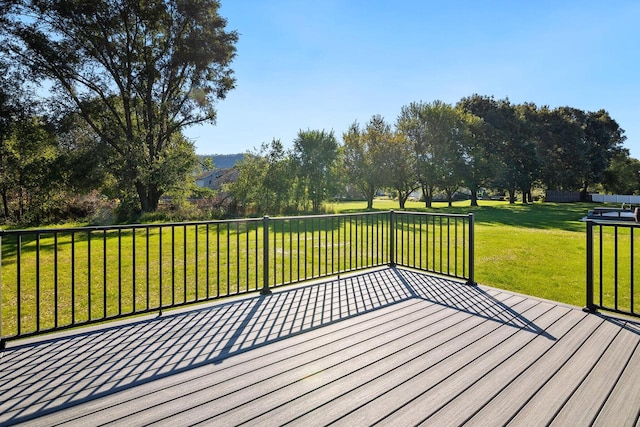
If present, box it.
[0,230,4,351]
[261,216,272,295]
[584,220,595,312]
[389,210,396,267]
[466,213,476,286]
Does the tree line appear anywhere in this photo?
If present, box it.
[228,96,628,216]
[0,1,633,225]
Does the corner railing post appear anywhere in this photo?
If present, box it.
[466,213,476,286]
[261,216,272,295]
[584,220,595,312]
[389,210,396,267]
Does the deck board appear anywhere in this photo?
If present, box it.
[1,267,640,426]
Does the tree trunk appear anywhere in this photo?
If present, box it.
[398,189,408,209]
[365,185,375,210]
[18,186,24,220]
[422,184,433,208]
[580,184,589,202]
[470,186,478,207]
[366,198,373,209]
[446,189,454,207]
[136,182,161,212]
[1,189,8,218]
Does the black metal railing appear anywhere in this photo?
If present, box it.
[586,219,640,317]
[0,210,474,345]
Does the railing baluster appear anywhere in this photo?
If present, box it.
[54,232,58,329]
[206,224,210,299]
[172,226,175,305]
[118,229,122,315]
[467,214,475,286]
[614,225,619,310]
[183,225,187,302]
[17,235,22,335]
[132,228,136,312]
[36,233,40,332]
[236,222,241,292]
[261,216,271,295]
[71,232,75,325]
[104,230,108,317]
[195,224,199,301]
[631,227,635,314]
[159,226,163,310]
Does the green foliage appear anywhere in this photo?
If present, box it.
[3,0,238,212]
[228,140,297,215]
[292,129,340,213]
[342,116,393,209]
[601,151,640,194]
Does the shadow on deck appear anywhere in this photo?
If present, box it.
[1,267,637,425]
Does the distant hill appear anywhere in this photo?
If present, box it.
[197,153,244,170]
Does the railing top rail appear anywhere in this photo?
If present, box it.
[0,217,266,236]
[585,219,640,228]
[269,211,391,221]
[0,210,471,236]
[394,210,472,218]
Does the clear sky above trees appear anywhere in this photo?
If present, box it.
[184,0,640,159]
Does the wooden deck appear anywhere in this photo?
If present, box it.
[1,267,640,426]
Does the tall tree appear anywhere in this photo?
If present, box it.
[601,150,640,195]
[580,109,627,200]
[228,140,294,215]
[398,100,466,207]
[2,0,238,212]
[460,95,535,204]
[342,115,390,209]
[0,116,60,222]
[456,108,495,206]
[534,106,585,191]
[292,129,339,213]
[384,132,418,209]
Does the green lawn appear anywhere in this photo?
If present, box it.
[330,199,593,307]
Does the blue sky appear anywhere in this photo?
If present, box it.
[184,0,640,159]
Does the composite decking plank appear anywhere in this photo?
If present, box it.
[372,305,585,426]
[237,295,535,426]
[442,311,602,427]
[27,298,430,427]
[1,271,425,425]
[262,298,548,427]
[3,296,434,426]
[592,334,640,426]
[43,297,452,426]
[318,304,558,426]
[550,322,640,426]
[106,301,477,426]
[2,268,640,426]
[0,297,275,406]
[502,317,622,426]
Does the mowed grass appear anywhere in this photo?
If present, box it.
[330,199,594,307]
